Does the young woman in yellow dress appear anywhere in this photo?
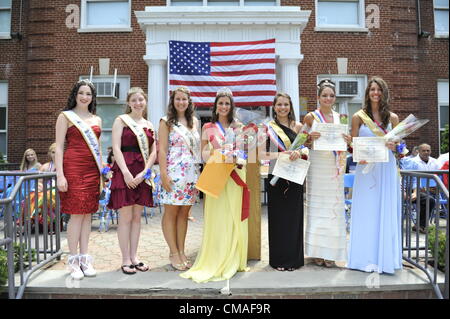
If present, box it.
[180,88,249,283]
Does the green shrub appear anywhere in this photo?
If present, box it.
[0,250,7,286]
[0,243,37,288]
[441,124,449,154]
[428,225,446,270]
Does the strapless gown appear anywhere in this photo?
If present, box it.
[59,125,101,215]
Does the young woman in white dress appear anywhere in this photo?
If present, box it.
[303,79,351,268]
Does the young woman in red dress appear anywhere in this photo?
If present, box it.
[55,80,102,280]
[108,87,156,275]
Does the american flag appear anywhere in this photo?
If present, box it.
[169,38,276,107]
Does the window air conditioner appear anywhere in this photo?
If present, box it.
[336,80,359,97]
[94,82,120,99]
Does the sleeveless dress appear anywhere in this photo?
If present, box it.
[180,123,249,283]
[59,125,101,215]
[347,124,402,274]
[305,113,347,262]
[107,127,154,210]
[267,124,304,269]
[159,123,200,206]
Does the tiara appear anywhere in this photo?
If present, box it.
[78,78,93,85]
[216,87,233,97]
[175,86,191,94]
[317,79,335,88]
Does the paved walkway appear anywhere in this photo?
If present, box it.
[47,201,352,273]
[47,201,281,272]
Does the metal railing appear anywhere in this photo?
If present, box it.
[0,171,62,299]
[401,170,449,299]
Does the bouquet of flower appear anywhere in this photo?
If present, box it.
[218,108,269,166]
[269,130,310,186]
[362,114,427,174]
[385,114,429,142]
[101,166,113,179]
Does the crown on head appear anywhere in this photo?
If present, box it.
[216,87,233,97]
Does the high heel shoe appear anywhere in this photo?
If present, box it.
[169,253,187,271]
[314,258,324,266]
[180,253,192,269]
[324,260,335,268]
[79,254,97,277]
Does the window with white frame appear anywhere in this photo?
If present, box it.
[438,80,449,153]
[316,75,367,130]
[315,0,367,32]
[0,0,11,38]
[79,0,132,33]
[0,82,8,158]
[434,0,449,37]
[168,0,277,6]
[80,76,130,159]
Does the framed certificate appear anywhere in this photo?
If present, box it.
[272,153,310,185]
[353,137,389,163]
[312,123,348,151]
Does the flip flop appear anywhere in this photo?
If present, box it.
[133,262,150,272]
[121,264,136,275]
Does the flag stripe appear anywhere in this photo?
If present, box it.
[211,69,275,77]
[169,79,276,86]
[211,48,275,56]
[190,90,277,97]
[211,53,275,62]
[195,101,273,107]
[170,84,276,93]
[210,38,275,47]
[211,59,275,66]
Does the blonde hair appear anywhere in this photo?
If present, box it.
[20,148,39,171]
[48,143,56,161]
[125,87,148,119]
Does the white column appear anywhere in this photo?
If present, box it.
[146,58,167,132]
[278,58,302,120]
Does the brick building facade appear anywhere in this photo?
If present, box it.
[0,0,448,163]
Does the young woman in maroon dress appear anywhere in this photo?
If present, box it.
[55,80,102,280]
[108,87,156,275]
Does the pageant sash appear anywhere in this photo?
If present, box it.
[355,110,387,137]
[62,111,102,174]
[267,120,291,151]
[119,114,154,187]
[311,110,347,176]
[161,116,199,159]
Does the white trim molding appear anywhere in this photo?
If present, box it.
[136,5,311,126]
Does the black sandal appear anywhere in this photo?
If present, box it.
[133,262,149,272]
[121,264,136,275]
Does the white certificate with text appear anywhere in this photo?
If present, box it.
[312,123,348,151]
[353,137,389,163]
[272,153,310,185]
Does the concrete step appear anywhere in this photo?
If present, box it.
[11,262,444,299]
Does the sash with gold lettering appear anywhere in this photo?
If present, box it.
[62,110,102,173]
[267,120,291,151]
[161,116,200,162]
[119,114,154,188]
[355,109,388,137]
[196,121,250,221]
[311,110,347,176]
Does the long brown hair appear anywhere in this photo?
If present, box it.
[166,86,195,129]
[272,92,296,128]
[64,79,97,114]
[364,77,391,128]
[125,87,148,119]
[211,89,235,125]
